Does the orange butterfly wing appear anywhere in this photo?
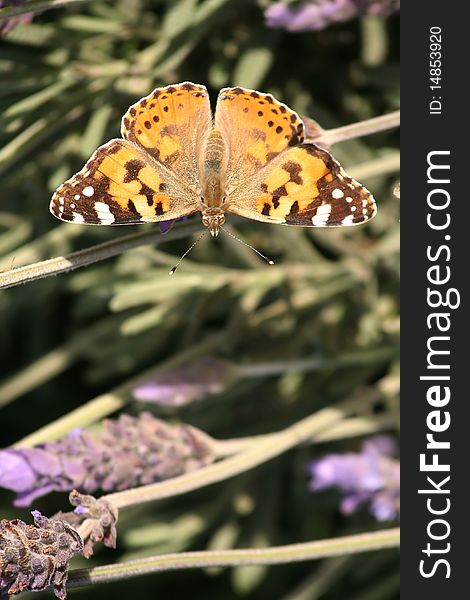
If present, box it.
[51,83,213,225]
[50,139,200,225]
[226,143,377,227]
[121,82,212,190]
[214,87,376,227]
[214,86,305,196]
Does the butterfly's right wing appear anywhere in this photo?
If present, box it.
[121,82,213,190]
[51,82,213,225]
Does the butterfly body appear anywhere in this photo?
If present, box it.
[50,82,376,232]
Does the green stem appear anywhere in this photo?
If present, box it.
[13,332,225,448]
[319,111,400,146]
[214,413,398,458]
[0,220,202,290]
[0,317,125,409]
[348,152,400,181]
[238,346,396,378]
[103,394,366,510]
[67,528,399,589]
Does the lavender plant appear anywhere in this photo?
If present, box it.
[309,435,400,520]
[265,0,400,32]
[0,0,399,598]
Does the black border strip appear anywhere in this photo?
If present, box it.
[401,2,468,596]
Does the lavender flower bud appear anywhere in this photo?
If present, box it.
[53,491,118,558]
[0,413,215,506]
[0,511,82,598]
[0,2,34,37]
[265,0,399,32]
[308,435,400,521]
[133,357,237,406]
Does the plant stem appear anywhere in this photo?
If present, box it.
[13,332,226,448]
[348,152,400,181]
[102,394,366,510]
[67,528,399,589]
[319,111,400,146]
[213,412,397,458]
[238,346,396,378]
[0,220,202,290]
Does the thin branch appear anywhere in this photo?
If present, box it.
[238,346,396,378]
[319,111,400,147]
[0,219,202,290]
[348,152,400,181]
[102,394,366,510]
[13,332,226,448]
[213,413,398,458]
[0,317,122,409]
[67,528,400,589]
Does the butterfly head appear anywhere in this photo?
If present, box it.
[201,208,225,237]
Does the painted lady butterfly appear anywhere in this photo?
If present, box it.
[50,82,376,237]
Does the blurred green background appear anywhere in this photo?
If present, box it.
[0,1,399,598]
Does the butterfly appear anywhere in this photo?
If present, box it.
[50,82,376,237]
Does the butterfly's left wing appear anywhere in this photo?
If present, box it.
[50,139,200,225]
[225,143,377,227]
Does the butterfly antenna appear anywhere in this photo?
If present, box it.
[169,231,208,275]
[220,226,274,265]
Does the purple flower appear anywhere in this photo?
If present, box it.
[265,0,399,32]
[308,435,400,521]
[0,413,215,506]
[133,357,236,406]
[0,1,34,37]
[159,219,175,234]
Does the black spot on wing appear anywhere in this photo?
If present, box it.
[123,159,145,182]
[282,160,303,185]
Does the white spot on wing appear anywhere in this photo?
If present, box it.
[311,203,332,226]
[341,215,355,226]
[94,201,115,224]
[332,188,344,199]
[83,186,94,197]
[74,194,80,201]
[351,205,357,211]
[346,197,352,203]
[72,212,85,223]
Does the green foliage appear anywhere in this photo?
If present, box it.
[0,1,399,598]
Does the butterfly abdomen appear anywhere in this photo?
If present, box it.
[201,129,226,207]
